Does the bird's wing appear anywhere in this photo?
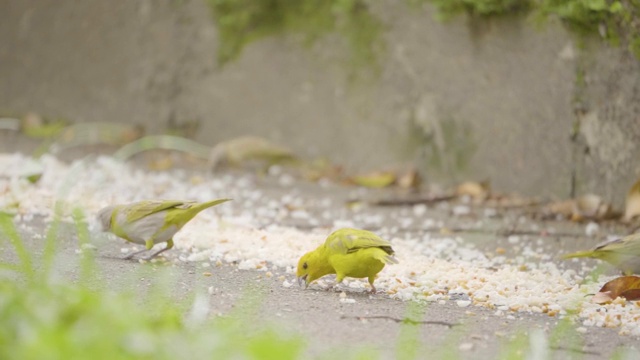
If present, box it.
[326,228,394,255]
[596,233,640,253]
[125,200,186,222]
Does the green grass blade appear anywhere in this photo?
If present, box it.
[0,262,22,272]
[41,200,63,277]
[0,213,35,279]
[72,207,96,283]
[396,302,424,360]
[41,156,93,278]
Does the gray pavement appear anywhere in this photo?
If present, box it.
[5,214,636,359]
[1,132,639,359]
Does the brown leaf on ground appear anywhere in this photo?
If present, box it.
[455,181,490,202]
[576,194,614,219]
[147,155,174,171]
[301,158,343,182]
[22,112,68,139]
[54,122,144,152]
[484,194,539,209]
[624,179,640,222]
[592,276,640,304]
[545,194,616,221]
[397,169,421,189]
[546,198,575,218]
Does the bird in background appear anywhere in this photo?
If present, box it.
[296,228,398,293]
[97,199,231,260]
[561,233,640,275]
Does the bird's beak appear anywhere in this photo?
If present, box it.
[297,275,308,289]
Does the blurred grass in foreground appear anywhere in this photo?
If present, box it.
[0,209,307,360]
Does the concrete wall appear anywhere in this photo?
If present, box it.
[1,0,638,205]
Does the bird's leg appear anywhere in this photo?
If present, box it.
[332,275,346,292]
[368,276,377,294]
[123,239,155,260]
[144,239,174,260]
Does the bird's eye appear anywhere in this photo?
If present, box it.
[303,262,308,269]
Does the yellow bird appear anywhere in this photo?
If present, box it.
[296,228,398,293]
[561,233,640,275]
[97,199,231,260]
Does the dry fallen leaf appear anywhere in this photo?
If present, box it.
[397,168,421,189]
[300,158,343,182]
[208,135,296,170]
[576,194,614,218]
[591,291,615,304]
[624,179,640,221]
[51,122,145,155]
[349,171,396,188]
[592,276,640,304]
[440,227,454,235]
[546,199,575,218]
[456,181,490,201]
[22,112,68,139]
[484,193,539,209]
[147,155,174,171]
[546,194,615,221]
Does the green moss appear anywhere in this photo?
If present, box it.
[415,0,640,60]
[205,0,639,80]
[206,0,384,78]
[629,28,640,57]
[535,0,640,58]
[409,0,531,19]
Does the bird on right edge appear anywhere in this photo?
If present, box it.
[296,228,399,293]
[561,233,640,275]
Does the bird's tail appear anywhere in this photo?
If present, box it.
[375,252,399,265]
[177,199,232,224]
[561,250,597,260]
[190,198,232,214]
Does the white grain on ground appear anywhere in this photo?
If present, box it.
[2,153,640,336]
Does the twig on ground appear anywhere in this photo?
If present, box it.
[369,195,456,207]
[340,315,457,327]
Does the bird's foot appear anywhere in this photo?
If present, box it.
[142,249,171,261]
[142,253,168,261]
[122,248,148,260]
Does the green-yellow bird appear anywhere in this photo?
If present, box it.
[296,228,399,293]
[97,199,231,260]
[561,233,640,275]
